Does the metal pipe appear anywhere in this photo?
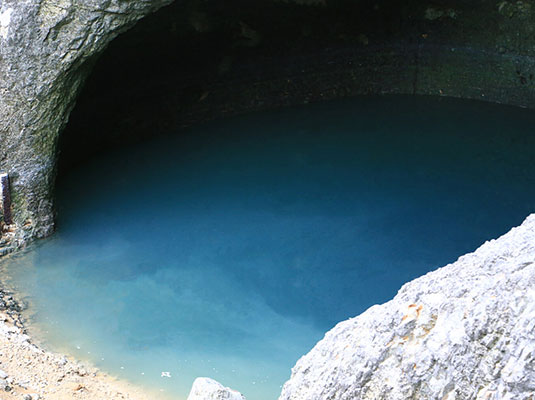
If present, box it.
[0,173,12,225]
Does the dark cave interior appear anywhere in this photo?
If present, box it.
[58,0,510,174]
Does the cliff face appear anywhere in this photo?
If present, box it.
[279,214,535,400]
[0,0,171,249]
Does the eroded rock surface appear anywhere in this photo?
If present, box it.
[280,214,535,400]
[0,0,172,247]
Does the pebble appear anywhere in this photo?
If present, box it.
[0,284,157,399]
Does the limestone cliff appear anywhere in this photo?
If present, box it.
[279,214,535,399]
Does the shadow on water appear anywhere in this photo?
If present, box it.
[3,95,535,399]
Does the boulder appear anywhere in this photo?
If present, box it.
[187,377,246,400]
[280,214,535,400]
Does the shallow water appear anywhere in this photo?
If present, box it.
[4,96,535,399]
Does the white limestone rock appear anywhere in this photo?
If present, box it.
[187,377,246,400]
[280,214,535,400]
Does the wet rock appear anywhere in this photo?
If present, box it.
[424,7,457,20]
[498,1,531,18]
[187,378,245,400]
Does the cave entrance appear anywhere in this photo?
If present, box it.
[5,1,535,399]
[57,0,425,174]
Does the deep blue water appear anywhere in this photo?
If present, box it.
[3,96,535,399]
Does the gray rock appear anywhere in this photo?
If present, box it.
[0,369,7,379]
[187,377,246,400]
[280,214,535,400]
[0,0,173,245]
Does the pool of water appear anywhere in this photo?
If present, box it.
[3,95,535,399]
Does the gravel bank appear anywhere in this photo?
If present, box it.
[0,285,156,400]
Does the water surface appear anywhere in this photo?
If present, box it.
[4,96,535,399]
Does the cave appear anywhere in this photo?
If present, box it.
[57,0,535,172]
[3,0,535,241]
[1,0,535,399]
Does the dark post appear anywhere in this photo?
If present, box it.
[1,173,12,225]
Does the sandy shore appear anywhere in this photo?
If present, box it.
[0,284,162,400]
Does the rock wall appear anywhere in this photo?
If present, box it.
[0,0,172,250]
[279,214,535,400]
[59,0,535,173]
[3,0,535,250]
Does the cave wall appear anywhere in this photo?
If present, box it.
[60,0,535,171]
[3,0,535,251]
[0,0,172,252]
[279,214,535,400]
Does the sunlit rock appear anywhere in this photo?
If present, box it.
[280,214,535,400]
[187,378,245,400]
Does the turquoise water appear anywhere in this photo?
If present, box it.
[4,96,535,399]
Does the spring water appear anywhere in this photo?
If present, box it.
[3,96,535,399]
